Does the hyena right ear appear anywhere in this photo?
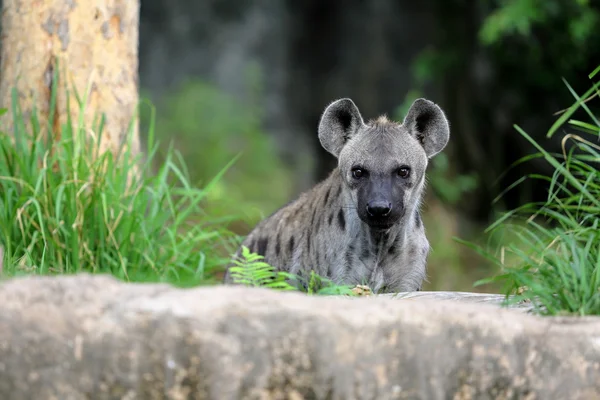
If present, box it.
[318,98,366,158]
[403,98,450,158]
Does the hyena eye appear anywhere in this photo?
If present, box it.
[397,167,410,178]
[352,167,366,179]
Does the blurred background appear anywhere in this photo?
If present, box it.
[136,0,600,291]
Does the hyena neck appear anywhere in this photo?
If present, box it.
[359,211,418,255]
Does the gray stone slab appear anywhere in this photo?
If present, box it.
[0,274,598,399]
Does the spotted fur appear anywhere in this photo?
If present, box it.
[224,98,450,293]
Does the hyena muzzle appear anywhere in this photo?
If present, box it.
[224,97,450,293]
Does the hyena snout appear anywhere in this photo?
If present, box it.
[351,171,407,229]
[358,186,405,229]
[366,201,392,218]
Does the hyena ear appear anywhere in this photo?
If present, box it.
[403,98,450,158]
[318,98,366,158]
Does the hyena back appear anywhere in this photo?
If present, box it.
[225,98,450,293]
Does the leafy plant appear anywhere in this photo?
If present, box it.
[426,153,478,206]
[229,246,357,296]
[462,65,600,316]
[227,246,297,291]
[297,270,357,296]
[0,73,237,286]
[479,0,599,47]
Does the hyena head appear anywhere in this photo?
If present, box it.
[318,98,449,230]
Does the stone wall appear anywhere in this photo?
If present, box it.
[0,274,598,399]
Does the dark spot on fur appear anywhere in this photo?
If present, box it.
[337,209,346,231]
[306,231,311,254]
[323,187,331,206]
[257,237,269,256]
[335,184,342,199]
[288,236,295,254]
[409,247,417,258]
[310,207,317,228]
[361,246,371,259]
[344,244,355,272]
[345,251,353,270]
[416,287,421,292]
[415,210,422,228]
[388,243,397,255]
[315,251,321,270]
[315,214,322,232]
[328,212,334,226]
[275,232,281,256]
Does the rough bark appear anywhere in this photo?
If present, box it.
[0,0,140,158]
[0,274,599,399]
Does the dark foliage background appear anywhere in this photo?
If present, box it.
[3,0,597,290]
[137,0,600,290]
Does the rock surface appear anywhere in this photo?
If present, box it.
[0,274,599,399]
[380,291,537,313]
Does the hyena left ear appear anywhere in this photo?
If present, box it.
[318,98,366,158]
[403,98,450,158]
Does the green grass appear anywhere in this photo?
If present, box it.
[144,79,295,231]
[463,66,600,316]
[0,79,238,287]
[0,75,359,296]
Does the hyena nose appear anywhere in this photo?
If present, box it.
[366,201,392,217]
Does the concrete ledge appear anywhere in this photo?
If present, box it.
[379,291,536,313]
[0,274,598,399]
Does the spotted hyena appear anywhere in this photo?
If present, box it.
[225,98,450,293]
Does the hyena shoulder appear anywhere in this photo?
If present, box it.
[234,171,344,269]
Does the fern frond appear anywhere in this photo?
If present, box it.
[229,246,358,296]
[229,246,296,290]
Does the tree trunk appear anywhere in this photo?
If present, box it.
[0,0,140,158]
